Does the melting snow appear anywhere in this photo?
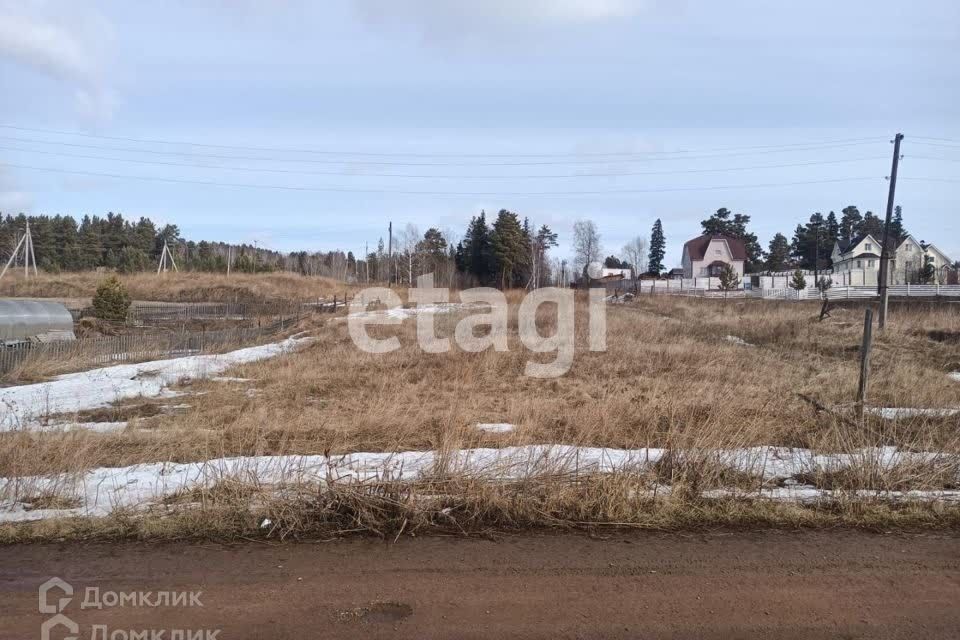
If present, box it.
[949,372,960,382]
[1,444,955,523]
[34,421,129,434]
[476,423,515,433]
[0,336,311,431]
[724,335,755,347]
[869,407,960,420]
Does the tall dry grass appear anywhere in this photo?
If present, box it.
[1,293,959,540]
[0,270,356,305]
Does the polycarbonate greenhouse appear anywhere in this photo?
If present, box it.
[0,300,76,344]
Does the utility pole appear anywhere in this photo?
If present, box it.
[365,242,369,283]
[227,245,232,277]
[878,133,904,329]
[387,221,393,286]
[1,220,38,281]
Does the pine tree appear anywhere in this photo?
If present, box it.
[462,212,494,285]
[648,219,666,276]
[490,209,527,289]
[92,276,132,321]
[789,268,807,291]
[765,233,791,272]
[890,205,907,242]
[700,207,763,271]
[839,206,862,242]
[718,263,740,293]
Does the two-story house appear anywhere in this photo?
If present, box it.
[831,234,956,285]
[681,234,746,283]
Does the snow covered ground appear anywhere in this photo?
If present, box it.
[0,335,311,431]
[476,423,515,433]
[1,444,956,523]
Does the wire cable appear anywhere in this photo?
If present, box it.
[0,161,881,196]
[0,135,884,167]
[0,124,883,158]
[0,144,889,180]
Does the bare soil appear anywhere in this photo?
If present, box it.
[1,531,958,639]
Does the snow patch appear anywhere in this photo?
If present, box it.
[869,407,960,420]
[476,423,515,433]
[34,421,128,434]
[1,444,955,523]
[0,336,311,431]
[724,335,755,347]
[949,372,960,382]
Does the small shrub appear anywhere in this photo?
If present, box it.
[92,276,132,321]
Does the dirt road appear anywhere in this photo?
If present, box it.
[2,531,958,639]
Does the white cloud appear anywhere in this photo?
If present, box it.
[0,1,115,120]
[353,0,648,37]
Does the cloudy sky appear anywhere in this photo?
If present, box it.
[0,0,958,267]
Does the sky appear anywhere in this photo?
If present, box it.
[0,0,958,268]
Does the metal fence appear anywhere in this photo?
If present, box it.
[0,316,299,375]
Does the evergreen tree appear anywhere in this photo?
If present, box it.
[839,206,862,242]
[648,219,666,275]
[490,209,527,289]
[890,205,907,242]
[789,269,807,291]
[860,211,884,239]
[765,233,791,272]
[718,263,740,293]
[700,207,763,271]
[462,211,495,285]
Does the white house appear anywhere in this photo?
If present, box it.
[681,234,747,283]
[830,234,882,286]
[831,234,956,285]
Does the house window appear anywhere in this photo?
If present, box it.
[856,260,862,268]
[906,245,912,252]
[715,249,721,255]
[868,259,875,268]
[865,243,872,251]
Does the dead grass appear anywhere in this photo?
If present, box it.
[0,270,356,304]
[1,292,959,540]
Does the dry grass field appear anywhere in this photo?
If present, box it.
[2,291,959,541]
[0,270,353,305]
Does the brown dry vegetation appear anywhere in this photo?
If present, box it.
[0,270,354,305]
[2,293,960,541]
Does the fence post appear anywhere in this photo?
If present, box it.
[855,308,874,421]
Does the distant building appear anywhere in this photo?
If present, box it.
[667,268,685,279]
[600,268,632,280]
[681,234,747,281]
[831,234,955,285]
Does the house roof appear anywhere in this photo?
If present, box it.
[683,234,747,261]
[836,234,888,257]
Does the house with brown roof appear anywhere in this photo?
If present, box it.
[681,234,747,283]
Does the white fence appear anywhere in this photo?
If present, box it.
[609,280,960,301]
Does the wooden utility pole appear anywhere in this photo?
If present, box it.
[0,220,38,281]
[227,245,232,277]
[157,239,179,274]
[855,308,874,420]
[387,221,393,285]
[877,133,904,329]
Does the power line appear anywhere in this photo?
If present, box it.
[0,124,882,158]
[0,144,889,179]
[0,161,881,196]
[911,135,960,144]
[900,177,960,183]
[908,155,960,163]
[0,134,884,167]
[912,140,960,150]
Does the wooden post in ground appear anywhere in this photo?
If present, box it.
[855,308,874,420]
